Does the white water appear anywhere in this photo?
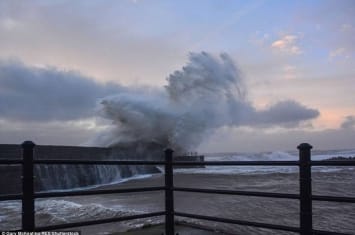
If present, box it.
[0,199,147,231]
[41,173,153,193]
[0,174,155,231]
[175,149,355,175]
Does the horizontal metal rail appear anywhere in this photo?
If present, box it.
[313,229,353,235]
[0,193,22,201]
[174,187,355,203]
[3,159,355,166]
[35,186,165,198]
[0,159,23,164]
[175,211,300,233]
[174,160,355,166]
[33,159,166,165]
[34,211,165,231]
[312,195,355,203]
[174,187,300,199]
[311,160,355,166]
[172,160,300,166]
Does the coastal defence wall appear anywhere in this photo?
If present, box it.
[0,144,112,194]
[0,144,204,194]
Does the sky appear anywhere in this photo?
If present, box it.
[0,0,354,152]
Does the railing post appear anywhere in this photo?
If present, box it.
[164,148,174,235]
[298,143,313,235]
[22,141,36,231]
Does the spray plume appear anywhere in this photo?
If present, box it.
[93,52,319,153]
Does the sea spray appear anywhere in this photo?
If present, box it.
[93,52,318,153]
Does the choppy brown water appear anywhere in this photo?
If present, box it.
[1,169,354,234]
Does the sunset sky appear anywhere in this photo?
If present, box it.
[0,0,354,152]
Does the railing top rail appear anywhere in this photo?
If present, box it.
[33,159,166,165]
[2,159,354,166]
[173,187,355,203]
[172,160,299,166]
[174,160,355,166]
[0,159,23,164]
[311,160,355,166]
[0,193,22,201]
[313,229,353,235]
[312,195,355,203]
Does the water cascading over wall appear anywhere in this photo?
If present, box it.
[0,144,161,194]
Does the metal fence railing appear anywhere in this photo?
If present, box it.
[0,141,354,235]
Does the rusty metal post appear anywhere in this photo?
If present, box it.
[22,141,35,231]
[298,143,313,235]
[164,148,174,235]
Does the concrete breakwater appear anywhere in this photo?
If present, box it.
[0,144,160,194]
[0,144,204,194]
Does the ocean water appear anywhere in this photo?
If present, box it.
[0,149,355,234]
[176,150,355,175]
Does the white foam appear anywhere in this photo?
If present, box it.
[41,173,153,193]
[0,198,146,230]
[175,150,355,175]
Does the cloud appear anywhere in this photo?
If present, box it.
[271,35,303,55]
[199,125,355,152]
[0,118,102,146]
[0,18,19,30]
[0,60,122,122]
[249,31,271,48]
[341,116,355,129]
[251,100,320,127]
[283,65,298,80]
[340,23,353,32]
[329,47,351,60]
[329,47,346,57]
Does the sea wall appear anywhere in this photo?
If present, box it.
[0,144,157,194]
[0,144,203,194]
[174,155,205,168]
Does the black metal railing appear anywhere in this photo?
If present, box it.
[0,141,354,235]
